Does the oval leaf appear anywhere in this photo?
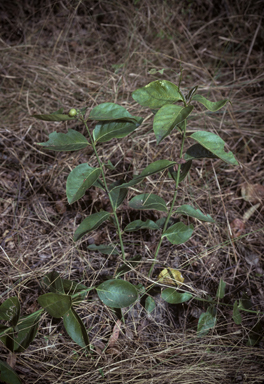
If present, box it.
[87,244,119,255]
[192,94,229,112]
[197,309,217,337]
[37,129,89,151]
[162,222,194,244]
[124,219,160,232]
[37,293,71,318]
[154,104,193,144]
[66,164,101,204]
[132,80,183,108]
[129,193,167,212]
[73,211,111,241]
[191,131,238,165]
[161,289,192,304]
[97,279,138,308]
[0,360,22,384]
[109,183,128,210]
[158,268,184,286]
[175,204,215,223]
[63,308,89,349]
[89,103,136,122]
[14,312,40,352]
[93,120,140,143]
[32,113,76,121]
[216,278,226,299]
[232,300,242,325]
[145,296,156,313]
[0,297,20,327]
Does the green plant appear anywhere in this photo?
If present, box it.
[4,76,262,382]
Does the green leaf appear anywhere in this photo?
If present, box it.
[14,312,40,352]
[190,131,238,165]
[192,94,229,111]
[66,164,101,204]
[97,279,138,308]
[185,86,198,103]
[109,181,128,210]
[216,279,226,299]
[0,360,22,384]
[89,103,137,123]
[232,300,242,325]
[0,297,20,327]
[0,325,13,338]
[73,211,111,241]
[37,129,89,151]
[42,271,65,294]
[132,80,183,108]
[37,293,71,318]
[93,120,140,143]
[197,308,217,337]
[115,255,142,277]
[161,289,192,304]
[124,219,160,232]
[63,308,89,349]
[169,160,192,183]
[62,280,88,303]
[32,113,76,122]
[87,244,119,255]
[175,204,215,223]
[145,296,156,313]
[111,160,176,191]
[153,104,193,144]
[247,322,262,347]
[129,193,167,212]
[162,222,194,244]
[184,143,218,161]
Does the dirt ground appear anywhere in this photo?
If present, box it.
[0,1,264,383]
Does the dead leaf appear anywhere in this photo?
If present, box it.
[230,218,245,238]
[108,320,121,348]
[241,183,264,204]
[158,268,184,286]
[7,352,16,368]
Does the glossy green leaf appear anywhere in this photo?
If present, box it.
[93,119,142,143]
[111,160,176,191]
[0,360,22,384]
[14,312,40,352]
[191,131,238,165]
[32,113,76,121]
[115,255,142,277]
[37,293,71,318]
[87,244,119,255]
[63,308,89,349]
[175,204,215,223]
[109,182,128,210]
[216,279,226,299]
[97,279,138,308]
[169,160,192,183]
[42,271,65,294]
[153,104,193,144]
[162,222,194,245]
[197,308,217,337]
[62,280,88,303]
[0,297,20,327]
[184,143,218,161]
[129,193,167,212]
[73,211,111,241]
[66,164,101,204]
[124,219,160,232]
[232,300,242,325]
[192,94,229,111]
[132,80,183,108]
[89,103,137,123]
[145,296,156,313]
[161,289,192,304]
[185,86,198,103]
[37,129,89,152]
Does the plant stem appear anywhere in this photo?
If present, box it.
[148,122,187,277]
[83,119,126,261]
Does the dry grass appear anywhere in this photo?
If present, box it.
[1,0,264,383]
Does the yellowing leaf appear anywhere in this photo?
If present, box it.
[158,268,184,286]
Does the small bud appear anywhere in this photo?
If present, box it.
[68,108,77,117]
